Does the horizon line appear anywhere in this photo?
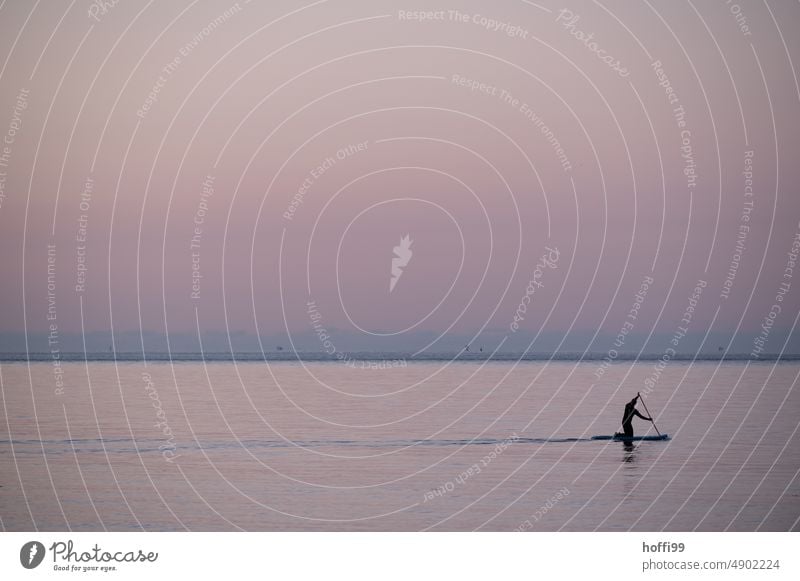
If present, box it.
[2,351,797,362]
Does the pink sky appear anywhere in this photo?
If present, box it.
[0,0,798,353]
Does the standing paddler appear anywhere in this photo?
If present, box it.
[621,393,653,438]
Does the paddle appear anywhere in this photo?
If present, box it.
[638,392,662,437]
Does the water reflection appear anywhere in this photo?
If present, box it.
[621,442,640,497]
[622,441,637,463]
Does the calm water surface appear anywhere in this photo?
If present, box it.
[1,361,798,531]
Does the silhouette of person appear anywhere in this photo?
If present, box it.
[621,394,652,438]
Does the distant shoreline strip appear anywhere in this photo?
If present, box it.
[0,352,796,362]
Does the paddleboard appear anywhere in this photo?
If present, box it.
[592,433,670,441]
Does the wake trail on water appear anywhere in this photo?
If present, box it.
[0,436,611,456]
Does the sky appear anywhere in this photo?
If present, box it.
[0,0,798,354]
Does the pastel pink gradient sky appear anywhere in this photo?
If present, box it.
[0,0,798,353]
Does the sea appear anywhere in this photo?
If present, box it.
[1,355,798,531]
